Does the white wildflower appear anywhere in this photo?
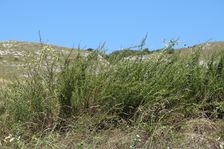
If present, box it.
[9,137,15,142]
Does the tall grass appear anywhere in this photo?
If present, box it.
[0,45,224,142]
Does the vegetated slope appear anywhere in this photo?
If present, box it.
[177,42,224,60]
[0,41,224,148]
[0,41,91,83]
[1,41,224,81]
[109,42,224,62]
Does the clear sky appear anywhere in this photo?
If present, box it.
[0,0,224,53]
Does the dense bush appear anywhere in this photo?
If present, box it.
[1,45,224,139]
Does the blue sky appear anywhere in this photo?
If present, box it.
[0,0,224,53]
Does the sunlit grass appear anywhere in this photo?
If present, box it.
[0,43,224,148]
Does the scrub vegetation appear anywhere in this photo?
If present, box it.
[0,41,224,148]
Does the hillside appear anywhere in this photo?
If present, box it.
[108,42,224,63]
[0,41,224,148]
[0,41,92,84]
[1,41,224,77]
[177,42,224,59]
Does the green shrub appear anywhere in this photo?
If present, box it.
[1,45,224,138]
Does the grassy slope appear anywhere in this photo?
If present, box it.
[0,41,90,82]
[0,41,223,81]
[0,41,224,148]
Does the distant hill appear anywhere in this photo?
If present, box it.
[0,41,91,83]
[1,41,224,84]
[109,42,224,62]
[176,42,224,59]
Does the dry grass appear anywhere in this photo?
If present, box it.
[1,41,224,148]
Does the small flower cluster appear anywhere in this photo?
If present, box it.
[39,45,59,64]
[2,134,21,144]
[130,134,142,149]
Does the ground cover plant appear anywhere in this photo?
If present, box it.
[0,42,224,148]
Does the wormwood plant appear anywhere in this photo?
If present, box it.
[1,45,108,134]
[3,46,61,133]
[0,43,224,147]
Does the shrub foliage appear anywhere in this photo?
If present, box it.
[1,45,224,138]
